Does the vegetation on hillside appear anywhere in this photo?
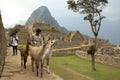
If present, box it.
[32,22,59,32]
[8,24,24,36]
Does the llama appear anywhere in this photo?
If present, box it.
[29,39,56,77]
[19,40,30,69]
[43,40,56,73]
[30,44,46,77]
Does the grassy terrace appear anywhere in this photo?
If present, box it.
[50,55,120,80]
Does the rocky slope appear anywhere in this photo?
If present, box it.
[25,6,68,33]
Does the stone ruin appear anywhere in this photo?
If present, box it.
[64,30,84,42]
[76,38,120,67]
[83,38,115,47]
[97,46,120,58]
[0,11,7,76]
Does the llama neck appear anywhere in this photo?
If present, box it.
[39,44,47,57]
[39,43,53,60]
[47,45,53,51]
[25,42,29,55]
[44,45,53,55]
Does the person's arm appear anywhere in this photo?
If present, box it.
[39,34,44,45]
[11,37,13,44]
[15,36,19,41]
[15,36,19,43]
[30,34,37,45]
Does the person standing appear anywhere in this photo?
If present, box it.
[11,33,19,56]
[30,28,44,46]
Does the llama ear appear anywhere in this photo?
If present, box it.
[52,39,57,43]
[43,36,45,41]
[47,37,50,41]
[54,39,58,42]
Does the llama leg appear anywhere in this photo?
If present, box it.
[20,56,25,71]
[21,56,24,68]
[41,60,43,78]
[36,61,39,76]
[24,56,27,69]
[46,58,50,74]
[31,57,34,72]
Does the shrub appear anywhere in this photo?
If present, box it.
[87,45,97,55]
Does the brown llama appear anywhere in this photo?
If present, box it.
[19,40,30,69]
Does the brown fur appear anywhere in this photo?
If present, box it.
[19,41,30,69]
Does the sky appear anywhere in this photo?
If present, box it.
[0,0,120,44]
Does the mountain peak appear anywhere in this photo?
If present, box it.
[25,6,68,33]
[34,6,50,15]
[37,6,48,10]
[26,6,54,25]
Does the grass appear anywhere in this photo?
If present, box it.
[50,55,120,80]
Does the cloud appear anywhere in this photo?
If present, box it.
[0,0,21,26]
[0,0,120,28]
[103,0,120,22]
[0,0,42,27]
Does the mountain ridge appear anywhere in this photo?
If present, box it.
[25,6,68,33]
[5,20,25,29]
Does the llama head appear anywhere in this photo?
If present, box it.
[47,39,57,47]
[27,40,33,45]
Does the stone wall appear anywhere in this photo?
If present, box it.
[64,31,84,42]
[76,50,120,67]
[54,40,82,49]
[97,46,120,57]
[83,38,115,48]
[0,14,7,76]
[53,49,76,56]
[17,29,30,44]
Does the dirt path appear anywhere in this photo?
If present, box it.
[1,47,63,80]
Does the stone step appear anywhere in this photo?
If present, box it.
[5,61,12,63]
[3,66,11,69]
[4,65,15,69]
[1,72,13,77]
[0,77,10,80]
[3,68,20,73]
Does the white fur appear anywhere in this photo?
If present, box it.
[29,39,56,77]
[44,40,56,73]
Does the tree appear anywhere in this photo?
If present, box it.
[87,45,97,70]
[67,0,108,71]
